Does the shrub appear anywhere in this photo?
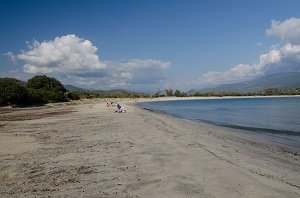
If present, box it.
[27,75,66,92]
[66,91,81,100]
[174,89,187,97]
[26,88,47,104]
[0,78,28,106]
[27,75,67,103]
[165,88,174,96]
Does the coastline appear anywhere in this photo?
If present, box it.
[131,95,300,103]
[0,101,299,197]
[134,97,300,149]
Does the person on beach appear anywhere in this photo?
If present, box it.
[115,102,126,113]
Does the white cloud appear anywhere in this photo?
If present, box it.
[266,17,300,44]
[119,59,170,70]
[200,43,300,84]
[200,17,300,85]
[202,64,262,84]
[17,34,104,74]
[103,59,171,90]
[9,34,171,91]
[74,78,97,86]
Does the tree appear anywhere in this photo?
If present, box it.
[174,89,187,97]
[174,89,181,97]
[0,78,28,106]
[27,75,67,102]
[66,91,81,100]
[165,88,174,96]
[26,88,46,104]
[152,90,161,98]
[27,75,66,92]
[264,88,279,95]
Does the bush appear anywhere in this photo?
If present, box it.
[174,89,187,97]
[66,91,81,100]
[27,75,66,92]
[26,88,47,104]
[0,78,28,106]
[39,90,67,103]
[49,91,67,102]
[165,88,174,96]
[27,75,67,103]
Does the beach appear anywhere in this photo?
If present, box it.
[0,100,299,197]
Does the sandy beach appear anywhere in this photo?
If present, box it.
[0,100,299,197]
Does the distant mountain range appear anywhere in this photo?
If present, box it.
[63,84,86,91]
[190,72,300,94]
[63,85,148,95]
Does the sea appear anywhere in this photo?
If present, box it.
[137,96,300,148]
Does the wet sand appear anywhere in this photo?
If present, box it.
[0,101,299,197]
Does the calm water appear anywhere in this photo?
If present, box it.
[137,97,300,147]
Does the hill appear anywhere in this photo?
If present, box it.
[193,72,300,94]
[64,84,86,91]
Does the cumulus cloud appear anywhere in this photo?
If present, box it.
[9,34,171,90]
[17,34,105,74]
[201,43,300,84]
[61,59,170,90]
[103,59,171,89]
[200,17,300,85]
[266,17,300,44]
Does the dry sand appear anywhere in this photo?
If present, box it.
[0,101,299,197]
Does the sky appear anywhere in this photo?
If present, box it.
[1,0,300,92]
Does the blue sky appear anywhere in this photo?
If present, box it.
[1,0,300,92]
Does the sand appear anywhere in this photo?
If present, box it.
[0,100,299,197]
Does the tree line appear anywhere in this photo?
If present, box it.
[0,75,150,106]
[192,88,300,97]
[0,75,68,106]
[1,75,299,107]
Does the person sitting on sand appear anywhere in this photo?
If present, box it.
[115,102,127,113]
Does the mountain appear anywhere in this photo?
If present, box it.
[64,84,86,91]
[63,85,148,96]
[94,89,149,96]
[194,72,300,94]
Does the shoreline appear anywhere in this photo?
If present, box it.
[132,94,300,103]
[134,96,300,149]
[0,101,299,197]
[136,104,300,149]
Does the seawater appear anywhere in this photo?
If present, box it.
[137,96,300,147]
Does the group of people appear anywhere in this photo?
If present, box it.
[106,101,127,113]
